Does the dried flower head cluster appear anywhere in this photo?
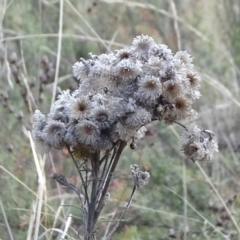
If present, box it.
[130,164,150,188]
[32,35,217,161]
[181,124,218,161]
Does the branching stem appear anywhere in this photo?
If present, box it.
[65,144,90,207]
[93,141,127,226]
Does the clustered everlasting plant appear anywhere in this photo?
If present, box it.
[32,35,218,239]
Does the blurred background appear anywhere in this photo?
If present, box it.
[1,0,240,239]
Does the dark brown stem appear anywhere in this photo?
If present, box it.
[172,120,188,130]
[85,152,100,240]
[93,141,127,226]
[65,143,89,207]
[97,151,110,196]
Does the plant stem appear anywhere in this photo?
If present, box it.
[65,144,89,207]
[105,185,137,240]
[85,152,100,240]
[93,141,127,226]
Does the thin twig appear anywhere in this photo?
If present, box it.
[103,210,118,239]
[172,120,188,131]
[97,151,110,196]
[86,152,100,240]
[105,185,137,240]
[65,144,89,207]
[97,148,117,201]
[99,149,110,165]
[94,141,127,226]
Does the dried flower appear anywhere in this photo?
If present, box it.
[72,60,89,80]
[32,35,217,162]
[174,51,193,70]
[32,110,47,133]
[163,80,182,101]
[145,56,167,77]
[44,120,66,149]
[181,124,218,161]
[113,47,133,63]
[173,97,190,120]
[134,126,147,140]
[114,122,136,141]
[90,107,112,130]
[186,71,201,89]
[124,108,152,129]
[132,34,155,61]
[112,58,142,79]
[138,75,162,104]
[149,44,173,61]
[75,120,100,148]
[68,96,92,120]
[130,164,150,188]
[32,35,218,240]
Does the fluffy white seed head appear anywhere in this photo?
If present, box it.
[32,35,217,161]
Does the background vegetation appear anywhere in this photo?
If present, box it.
[0,0,240,239]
